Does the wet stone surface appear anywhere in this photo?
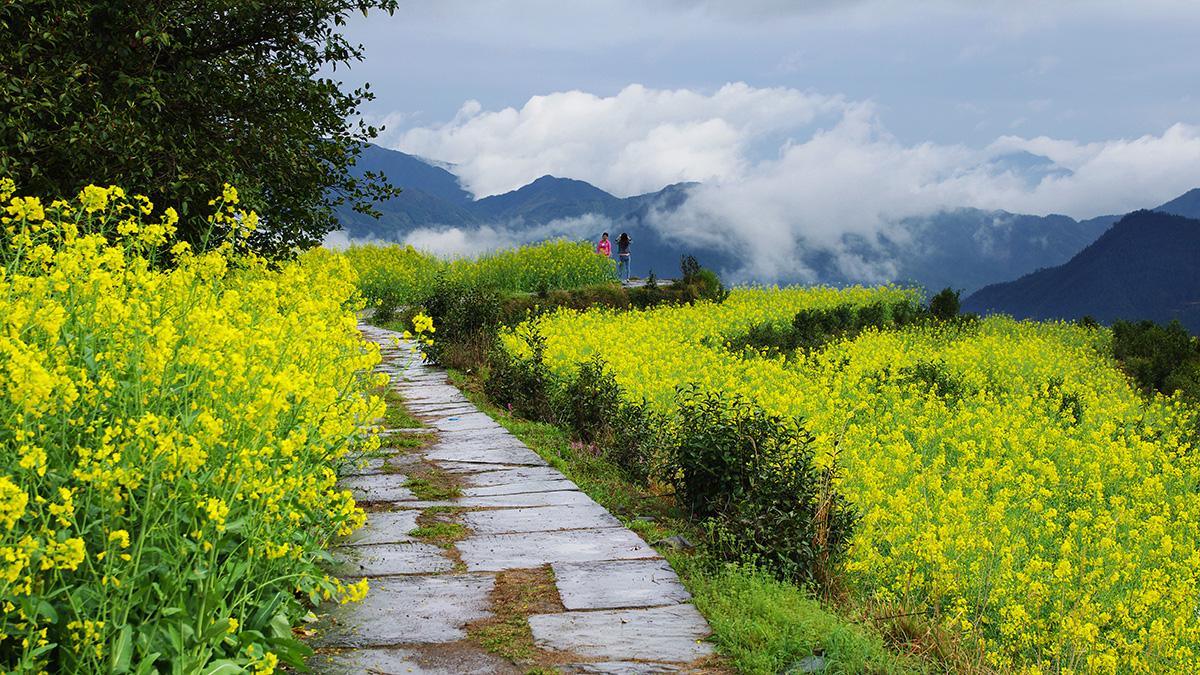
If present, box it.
[316,574,494,647]
[342,510,421,546]
[553,559,693,610]
[332,542,453,576]
[560,662,682,674]
[310,645,520,675]
[456,489,598,509]
[528,605,714,663]
[461,503,622,535]
[458,527,657,572]
[337,474,417,503]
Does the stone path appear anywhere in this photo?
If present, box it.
[310,324,716,674]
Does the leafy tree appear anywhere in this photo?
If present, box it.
[928,287,961,321]
[0,0,399,257]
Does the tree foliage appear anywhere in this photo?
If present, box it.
[0,0,399,257]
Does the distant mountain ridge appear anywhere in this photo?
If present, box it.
[337,144,1196,297]
[963,207,1200,332]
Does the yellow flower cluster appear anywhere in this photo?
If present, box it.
[0,180,383,672]
[506,288,1200,672]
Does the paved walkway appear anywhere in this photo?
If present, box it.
[310,324,715,674]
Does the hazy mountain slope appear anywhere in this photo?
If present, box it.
[963,211,1200,331]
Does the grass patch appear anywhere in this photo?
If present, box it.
[404,473,462,501]
[673,557,923,674]
[383,431,437,452]
[409,517,467,549]
[467,566,564,666]
[448,367,927,674]
[383,387,424,428]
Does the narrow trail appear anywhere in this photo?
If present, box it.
[310,323,716,674]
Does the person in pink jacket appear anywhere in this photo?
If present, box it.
[596,231,611,257]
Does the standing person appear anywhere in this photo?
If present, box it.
[616,232,632,282]
[596,232,611,257]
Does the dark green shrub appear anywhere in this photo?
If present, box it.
[483,327,554,421]
[928,287,961,322]
[1112,319,1199,397]
[555,357,623,444]
[551,358,658,482]
[663,386,857,587]
[903,360,971,401]
[419,276,504,369]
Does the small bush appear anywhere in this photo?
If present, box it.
[663,386,857,587]
[927,287,961,322]
[903,360,972,401]
[1112,319,1200,398]
[551,358,658,482]
[484,327,555,421]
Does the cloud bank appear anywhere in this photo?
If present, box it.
[386,83,1200,280]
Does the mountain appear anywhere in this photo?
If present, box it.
[1155,188,1200,218]
[336,143,1195,293]
[336,145,717,276]
[963,210,1200,332]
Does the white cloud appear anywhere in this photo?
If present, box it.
[385,83,1200,282]
[395,83,844,198]
[400,214,611,258]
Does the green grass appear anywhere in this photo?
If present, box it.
[403,474,462,501]
[447,368,926,675]
[383,387,424,428]
[408,521,467,549]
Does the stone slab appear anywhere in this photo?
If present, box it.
[428,412,501,432]
[457,527,657,571]
[461,503,621,535]
[396,384,469,402]
[342,454,426,477]
[408,402,479,416]
[461,465,565,487]
[456,489,597,509]
[310,646,520,675]
[332,542,452,576]
[433,461,517,475]
[560,663,681,674]
[343,510,421,546]
[463,478,578,497]
[528,605,713,663]
[316,574,494,647]
[338,474,417,503]
[553,560,692,610]
[424,440,547,467]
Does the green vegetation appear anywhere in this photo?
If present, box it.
[408,521,467,549]
[0,1,399,257]
[1111,318,1200,398]
[447,369,923,674]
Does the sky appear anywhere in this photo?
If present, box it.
[329,0,1200,272]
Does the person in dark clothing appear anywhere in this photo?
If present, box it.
[616,232,631,282]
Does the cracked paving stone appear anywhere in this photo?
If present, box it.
[553,560,693,610]
[461,503,621,535]
[424,438,548,467]
[559,663,682,674]
[528,605,713,663]
[457,527,657,571]
[426,412,500,432]
[337,474,417,502]
[342,510,421,546]
[332,542,453,576]
[310,645,520,675]
[316,574,494,647]
[456,489,597,509]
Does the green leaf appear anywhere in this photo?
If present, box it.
[111,625,133,674]
[197,660,242,675]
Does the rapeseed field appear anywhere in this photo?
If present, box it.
[502,287,1200,673]
[0,180,382,672]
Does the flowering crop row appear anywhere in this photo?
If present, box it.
[342,239,618,307]
[502,288,1200,673]
[0,180,382,673]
